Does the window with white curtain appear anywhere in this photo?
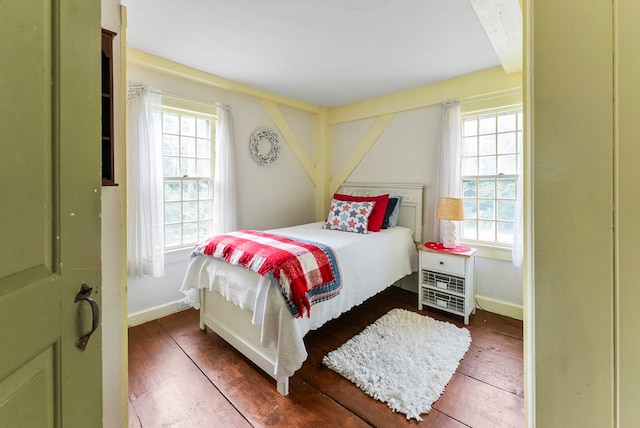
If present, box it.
[161,99,216,250]
[460,106,523,247]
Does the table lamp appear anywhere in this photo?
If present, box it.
[436,197,465,248]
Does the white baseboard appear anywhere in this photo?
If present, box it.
[127,293,524,326]
[127,299,190,327]
[475,295,523,320]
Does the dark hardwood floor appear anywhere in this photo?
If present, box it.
[128,286,524,427]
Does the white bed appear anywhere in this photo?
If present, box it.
[180,183,424,395]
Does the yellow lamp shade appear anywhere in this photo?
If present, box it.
[436,197,464,221]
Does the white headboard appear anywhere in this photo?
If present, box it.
[337,182,424,243]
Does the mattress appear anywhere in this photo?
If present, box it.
[180,221,418,380]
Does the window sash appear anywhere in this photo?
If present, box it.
[160,104,215,250]
[460,106,522,247]
[461,174,517,246]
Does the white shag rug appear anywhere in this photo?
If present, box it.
[322,308,471,421]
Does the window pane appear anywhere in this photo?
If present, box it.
[462,117,477,137]
[197,138,211,158]
[497,178,517,199]
[197,159,211,177]
[164,202,181,223]
[498,111,517,132]
[165,224,181,247]
[497,200,515,221]
[164,181,181,202]
[478,179,495,198]
[462,179,477,197]
[197,118,210,137]
[497,222,514,244]
[199,200,212,220]
[478,220,495,241]
[182,222,198,244]
[163,112,179,134]
[182,180,198,200]
[183,201,198,222]
[478,135,496,155]
[181,137,196,157]
[497,132,516,154]
[180,115,196,137]
[498,154,517,175]
[479,113,496,134]
[478,200,494,220]
[517,131,523,153]
[199,220,212,240]
[462,220,477,240]
[461,157,478,176]
[478,156,496,175]
[163,135,179,156]
[462,136,477,156]
[163,157,179,177]
[463,199,477,218]
[199,180,212,199]
[180,158,196,177]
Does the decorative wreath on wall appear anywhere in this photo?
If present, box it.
[249,127,280,165]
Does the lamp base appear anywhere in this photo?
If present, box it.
[442,220,457,249]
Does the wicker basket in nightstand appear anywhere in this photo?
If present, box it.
[417,243,477,324]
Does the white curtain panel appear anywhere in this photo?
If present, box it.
[432,101,461,243]
[211,105,238,234]
[126,85,165,278]
[512,142,524,267]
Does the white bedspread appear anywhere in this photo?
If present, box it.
[180,222,418,381]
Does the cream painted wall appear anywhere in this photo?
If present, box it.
[331,105,439,294]
[126,61,317,319]
[125,58,525,319]
[331,85,524,312]
[101,1,125,428]
[128,54,522,322]
[530,0,640,425]
[127,63,317,230]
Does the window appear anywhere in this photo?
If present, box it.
[460,107,523,246]
[161,103,215,250]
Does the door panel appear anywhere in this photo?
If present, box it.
[0,0,53,280]
[0,347,55,428]
[0,280,59,382]
[0,0,102,426]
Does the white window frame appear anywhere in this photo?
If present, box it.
[160,97,217,251]
[459,102,523,255]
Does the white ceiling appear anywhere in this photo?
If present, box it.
[122,0,521,108]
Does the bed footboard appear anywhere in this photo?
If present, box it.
[198,288,290,395]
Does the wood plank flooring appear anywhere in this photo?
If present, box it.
[128,286,524,427]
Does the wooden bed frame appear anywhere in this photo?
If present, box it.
[198,183,424,395]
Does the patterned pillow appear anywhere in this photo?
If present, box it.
[322,199,376,234]
[332,193,389,232]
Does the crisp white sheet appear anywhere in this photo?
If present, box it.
[180,221,418,381]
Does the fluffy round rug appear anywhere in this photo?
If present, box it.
[322,308,471,421]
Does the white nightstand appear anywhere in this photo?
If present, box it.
[417,243,477,324]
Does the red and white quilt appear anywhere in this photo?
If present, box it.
[194,230,342,317]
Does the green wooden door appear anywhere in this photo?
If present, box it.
[0,0,103,426]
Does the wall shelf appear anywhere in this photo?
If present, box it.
[102,28,117,186]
